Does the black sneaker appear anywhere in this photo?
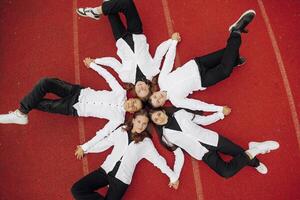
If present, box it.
[76,8,100,20]
[229,10,256,33]
[237,56,246,67]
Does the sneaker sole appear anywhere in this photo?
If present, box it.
[249,141,280,151]
[76,9,100,20]
[228,9,256,32]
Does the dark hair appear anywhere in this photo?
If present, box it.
[126,76,159,102]
[123,109,152,143]
[149,106,204,152]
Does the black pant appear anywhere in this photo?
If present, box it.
[201,135,260,178]
[71,166,129,200]
[102,0,143,50]
[195,31,241,87]
[19,78,82,116]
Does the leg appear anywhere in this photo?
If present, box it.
[19,78,81,114]
[105,176,129,200]
[71,168,109,200]
[216,136,260,167]
[200,32,242,87]
[194,49,225,70]
[102,0,143,34]
[107,14,127,41]
[202,150,251,178]
[35,94,79,116]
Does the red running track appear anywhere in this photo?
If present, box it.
[0,0,299,199]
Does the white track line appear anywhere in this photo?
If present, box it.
[257,0,300,150]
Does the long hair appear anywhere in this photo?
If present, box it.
[149,106,204,152]
[123,109,152,143]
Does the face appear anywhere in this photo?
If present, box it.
[149,91,167,107]
[132,115,149,133]
[135,81,150,99]
[124,98,142,113]
[150,110,168,125]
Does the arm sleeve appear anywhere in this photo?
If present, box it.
[159,40,178,76]
[171,97,224,113]
[89,62,124,92]
[153,39,173,68]
[81,120,122,152]
[94,57,122,74]
[82,133,114,154]
[144,141,178,183]
[192,112,224,126]
[173,148,185,178]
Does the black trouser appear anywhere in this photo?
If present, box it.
[71,164,129,200]
[102,0,143,50]
[201,135,260,178]
[19,78,82,116]
[195,31,242,87]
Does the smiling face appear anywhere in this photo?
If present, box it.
[150,110,168,125]
[132,114,149,133]
[135,81,150,100]
[124,98,143,113]
[149,91,167,108]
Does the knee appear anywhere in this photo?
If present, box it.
[218,170,234,179]
[38,77,53,86]
[221,67,233,79]
[71,182,81,198]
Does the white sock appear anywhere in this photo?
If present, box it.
[246,148,260,158]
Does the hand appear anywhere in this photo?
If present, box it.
[171,32,181,42]
[83,57,95,68]
[222,106,231,116]
[75,145,85,160]
[168,179,180,190]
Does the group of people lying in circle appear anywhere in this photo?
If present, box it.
[0,0,279,199]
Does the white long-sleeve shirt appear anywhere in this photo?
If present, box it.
[94,35,173,84]
[82,127,178,185]
[158,41,223,112]
[162,109,224,176]
[74,63,126,152]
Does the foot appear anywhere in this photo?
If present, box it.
[229,10,256,33]
[237,56,246,67]
[76,8,100,20]
[255,162,268,174]
[249,141,280,154]
[0,110,28,125]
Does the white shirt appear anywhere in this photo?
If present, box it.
[83,127,129,174]
[158,41,223,112]
[94,35,173,84]
[162,109,224,175]
[74,63,126,151]
[83,127,178,185]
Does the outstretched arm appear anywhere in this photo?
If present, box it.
[144,140,179,189]
[171,97,224,113]
[86,60,124,92]
[80,120,122,153]
[94,57,122,74]
[192,112,225,126]
[173,148,185,178]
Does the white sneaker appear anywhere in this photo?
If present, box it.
[0,110,28,125]
[249,141,280,154]
[255,162,268,174]
[76,8,100,20]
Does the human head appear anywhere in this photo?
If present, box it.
[149,108,168,126]
[148,91,167,108]
[125,109,151,143]
[124,98,143,113]
[134,81,151,101]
